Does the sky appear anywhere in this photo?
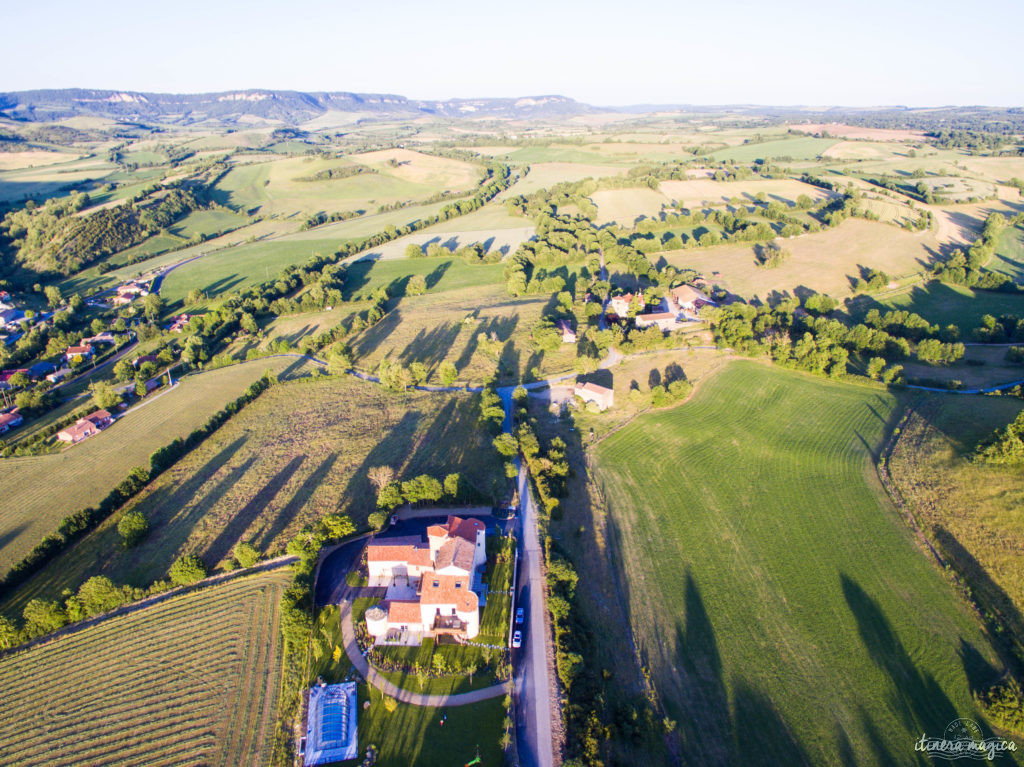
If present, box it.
[2,0,1022,107]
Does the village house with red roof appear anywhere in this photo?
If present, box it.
[364,515,487,642]
[56,409,113,444]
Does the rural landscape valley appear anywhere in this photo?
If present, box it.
[2,6,1024,764]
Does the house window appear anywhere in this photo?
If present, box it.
[432,581,439,587]
[455,582,461,589]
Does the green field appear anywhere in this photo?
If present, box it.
[347,284,577,384]
[870,280,1024,330]
[0,569,290,767]
[169,207,251,239]
[0,357,321,577]
[709,137,839,163]
[0,376,504,614]
[157,200,478,308]
[991,224,1024,282]
[589,361,1011,766]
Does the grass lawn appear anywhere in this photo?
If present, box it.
[209,150,482,218]
[0,569,290,767]
[359,689,506,767]
[169,207,251,238]
[496,162,628,199]
[991,224,1024,282]
[0,357,321,579]
[308,606,507,767]
[658,177,834,209]
[0,376,504,614]
[56,217,292,297]
[587,361,1014,766]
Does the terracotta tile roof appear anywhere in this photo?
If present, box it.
[58,422,96,441]
[637,311,675,320]
[445,515,485,543]
[386,600,423,625]
[66,345,92,356]
[435,537,476,574]
[366,536,432,567]
[576,382,613,396]
[84,410,112,426]
[420,575,478,613]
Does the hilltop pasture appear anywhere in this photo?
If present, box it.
[0,570,290,767]
[210,150,483,217]
[589,361,1012,766]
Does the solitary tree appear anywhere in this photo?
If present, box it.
[169,554,207,586]
[368,465,395,492]
[117,511,149,547]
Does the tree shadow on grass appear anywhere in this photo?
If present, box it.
[352,308,404,360]
[255,452,340,550]
[425,261,451,290]
[398,322,462,371]
[338,409,424,520]
[840,574,961,738]
[201,454,308,566]
[933,525,1024,663]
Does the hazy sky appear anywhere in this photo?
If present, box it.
[3,0,1021,106]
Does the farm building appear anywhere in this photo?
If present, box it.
[635,311,680,332]
[364,515,486,642]
[574,382,614,411]
[304,682,358,765]
[665,284,715,319]
[557,319,577,343]
[0,410,23,433]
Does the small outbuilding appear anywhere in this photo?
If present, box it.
[574,382,615,411]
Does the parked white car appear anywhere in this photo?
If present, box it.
[512,630,522,648]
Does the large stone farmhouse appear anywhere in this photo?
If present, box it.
[364,516,487,642]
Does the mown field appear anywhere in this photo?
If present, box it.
[589,361,1013,766]
[0,376,504,614]
[0,356,320,577]
[0,569,290,767]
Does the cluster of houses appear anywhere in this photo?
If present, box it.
[363,515,488,643]
[111,280,150,307]
[57,409,114,445]
[608,283,716,332]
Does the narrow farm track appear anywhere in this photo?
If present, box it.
[0,570,291,767]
